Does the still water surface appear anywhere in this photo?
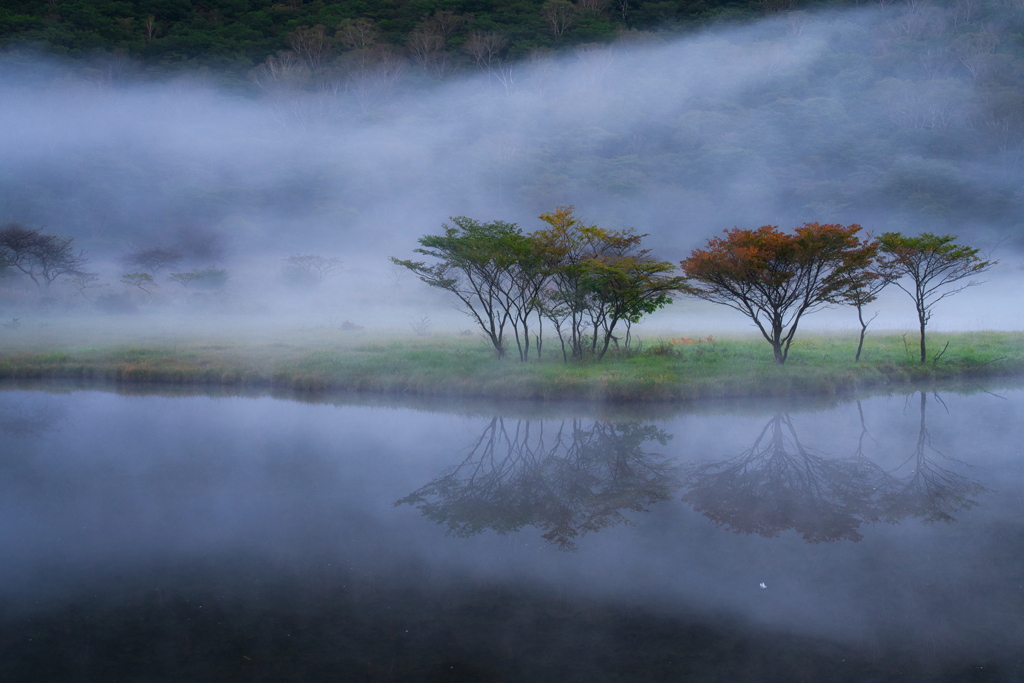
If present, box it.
[1,385,1022,681]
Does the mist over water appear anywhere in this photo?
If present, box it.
[0,385,1022,680]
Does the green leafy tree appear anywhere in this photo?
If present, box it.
[392,217,538,359]
[877,232,994,364]
[121,272,157,296]
[680,223,877,365]
[534,206,682,362]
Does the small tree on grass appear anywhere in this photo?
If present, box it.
[392,218,533,359]
[121,272,157,297]
[395,210,682,362]
[534,207,682,362]
[848,267,892,362]
[680,223,877,365]
[877,232,994,365]
[65,273,108,301]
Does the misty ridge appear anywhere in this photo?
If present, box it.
[1,0,1023,323]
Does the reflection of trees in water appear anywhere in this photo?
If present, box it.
[681,414,881,542]
[682,393,987,542]
[878,392,986,524]
[0,396,67,437]
[396,418,678,550]
[401,393,987,548]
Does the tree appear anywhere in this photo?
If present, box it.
[168,271,202,288]
[119,244,183,273]
[464,30,507,70]
[65,273,107,300]
[0,223,88,290]
[287,24,336,87]
[848,266,892,362]
[121,272,157,296]
[534,206,682,362]
[680,223,877,365]
[542,0,578,36]
[392,218,534,359]
[283,254,343,286]
[877,232,994,365]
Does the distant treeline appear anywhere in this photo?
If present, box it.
[1,0,832,79]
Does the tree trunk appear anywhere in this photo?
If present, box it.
[855,304,871,362]
[772,342,785,364]
[919,316,927,365]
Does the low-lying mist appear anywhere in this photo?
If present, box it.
[2,2,1023,332]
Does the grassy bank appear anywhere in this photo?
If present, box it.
[1,330,1022,402]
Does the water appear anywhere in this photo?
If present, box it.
[1,384,1022,681]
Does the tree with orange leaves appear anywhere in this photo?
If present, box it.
[680,223,877,365]
[535,206,683,362]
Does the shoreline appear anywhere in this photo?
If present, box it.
[1,331,1021,404]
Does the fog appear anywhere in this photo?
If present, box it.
[2,3,1023,332]
[1,387,1021,674]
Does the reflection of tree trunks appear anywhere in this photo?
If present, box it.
[682,414,881,542]
[878,392,986,523]
[681,401,985,542]
[398,419,677,550]
[400,398,987,549]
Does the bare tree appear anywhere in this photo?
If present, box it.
[427,10,469,41]
[952,32,1000,80]
[288,24,337,88]
[947,0,979,29]
[408,28,452,78]
[249,51,311,93]
[464,30,508,69]
[144,15,158,42]
[340,45,408,112]
[336,18,380,50]
[542,0,578,37]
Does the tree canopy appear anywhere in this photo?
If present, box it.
[0,222,88,290]
[394,208,681,362]
[877,232,994,364]
[680,223,877,364]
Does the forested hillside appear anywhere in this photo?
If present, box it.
[1,0,1023,258]
[3,0,809,78]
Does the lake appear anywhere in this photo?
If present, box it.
[1,384,1021,681]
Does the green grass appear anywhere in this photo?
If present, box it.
[1,328,1023,402]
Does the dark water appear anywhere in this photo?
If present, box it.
[1,385,1022,682]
